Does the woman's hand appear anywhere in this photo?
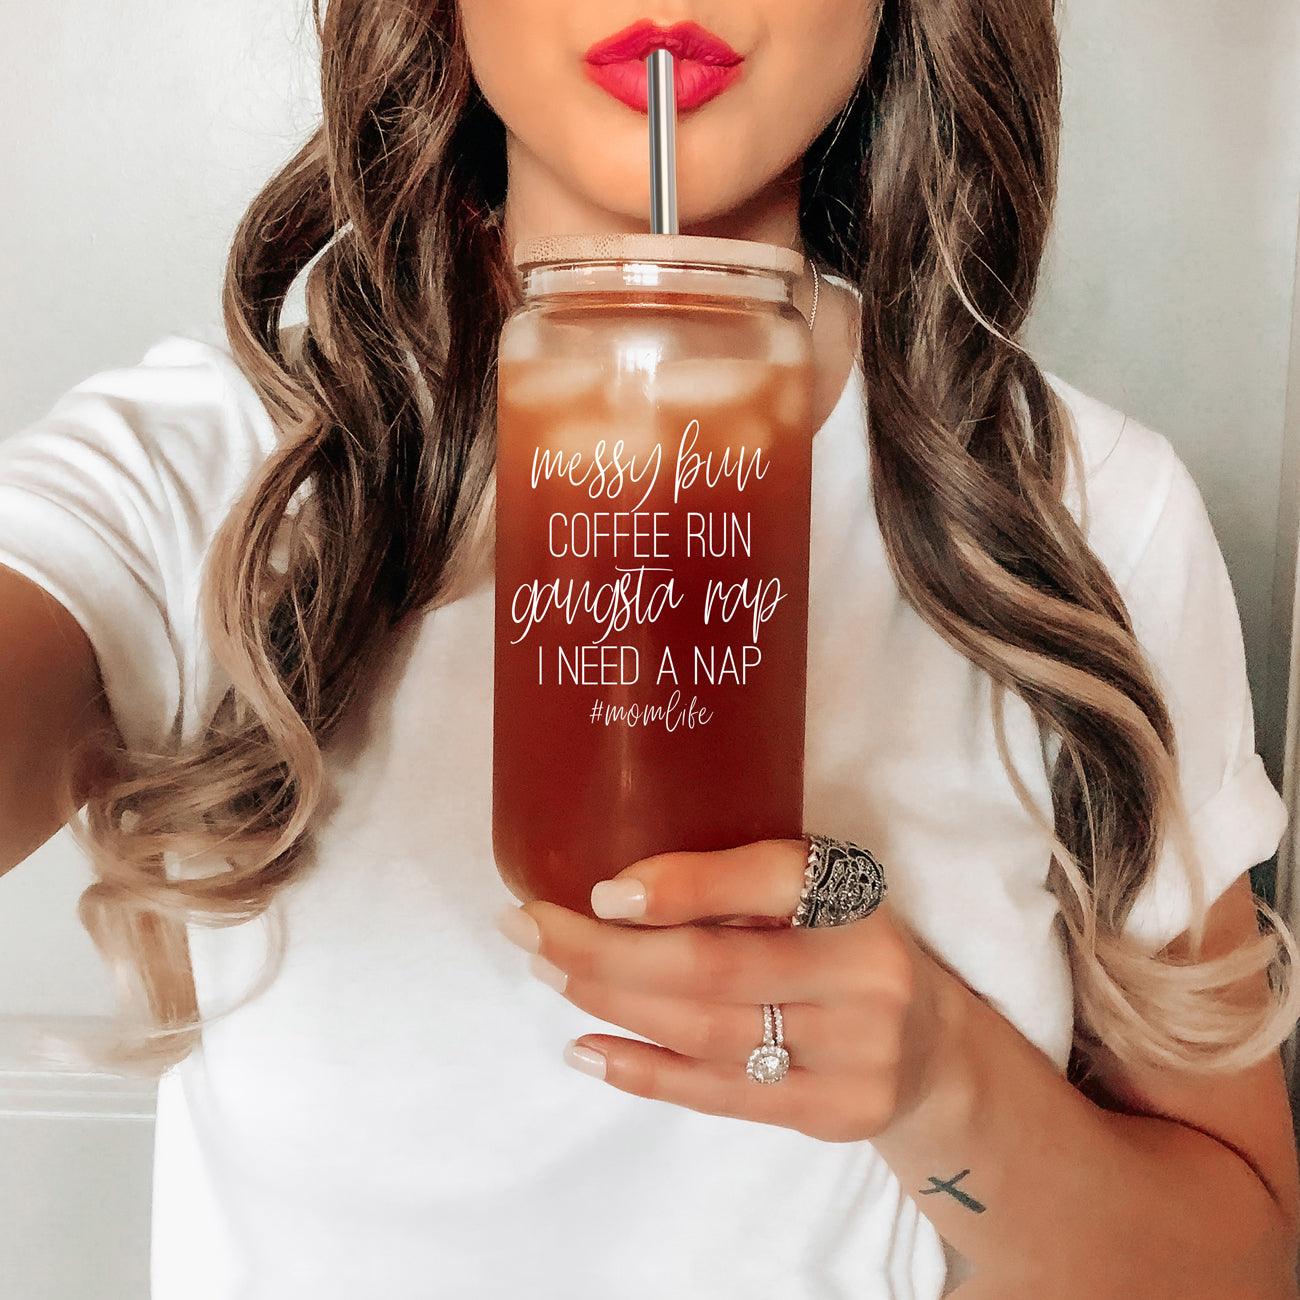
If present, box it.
[493,837,958,1143]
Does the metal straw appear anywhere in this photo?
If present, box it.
[646,48,678,234]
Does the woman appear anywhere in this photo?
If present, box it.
[0,1,1297,1296]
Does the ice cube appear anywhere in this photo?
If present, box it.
[496,329,540,364]
[542,416,616,458]
[773,368,813,428]
[684,411,775,453]
[612,327,670,374]
[651,358,766,409]
[504,358,605,409]
[768,326,811,367]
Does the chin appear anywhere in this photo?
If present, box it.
[559,145,768,233]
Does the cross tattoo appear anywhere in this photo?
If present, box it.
[918,1169,986,1213]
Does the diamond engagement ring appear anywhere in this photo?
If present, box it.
[791,833,888,928]
[745,1003,790,1085]
[742,835,888,1084]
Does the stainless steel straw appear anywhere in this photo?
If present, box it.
[646,48,679,234]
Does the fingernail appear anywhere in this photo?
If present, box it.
[495,905,540,953]
[528,953,568,993]
[563,1039,606,1079]
[591,878,647,919]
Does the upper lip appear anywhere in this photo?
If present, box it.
[584,19,743,67]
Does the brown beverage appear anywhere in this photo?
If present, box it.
[493,233,814,914]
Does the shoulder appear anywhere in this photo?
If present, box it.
[1043,367,1211,595]
[1042,369,1286,953]
[2,330,281,512]
[0,333,287,750]
[0,331,287,568]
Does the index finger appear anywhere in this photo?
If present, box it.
[591,838,806,926]
[530,898,852,1003]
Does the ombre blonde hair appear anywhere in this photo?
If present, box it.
[58,0,1299,1080]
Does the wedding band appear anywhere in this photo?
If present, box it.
[746,1003,790,1084]
[791,833,887,928]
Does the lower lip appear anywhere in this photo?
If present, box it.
[583,59,744,113]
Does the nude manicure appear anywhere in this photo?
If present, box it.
[563,1040,607,1080]
[591,879,647,919]
[529,953,568,993]
[495,905,541,953]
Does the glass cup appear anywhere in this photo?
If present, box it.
[493,232,814,915]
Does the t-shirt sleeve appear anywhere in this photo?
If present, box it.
[0,335,278,755]
[1109,436,1287,953]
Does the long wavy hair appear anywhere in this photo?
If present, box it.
[58,0,1298,1080]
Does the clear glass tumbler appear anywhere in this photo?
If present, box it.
[493,232,814,914]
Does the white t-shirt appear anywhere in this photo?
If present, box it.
[0,305,1287,1299]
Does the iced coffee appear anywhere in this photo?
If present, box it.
[492,234,815,914]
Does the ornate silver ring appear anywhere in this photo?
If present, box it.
[791,833,888,928]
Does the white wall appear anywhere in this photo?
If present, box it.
[1027,0,1300,783]
[1,3,1298,1297]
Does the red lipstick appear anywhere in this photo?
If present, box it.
[583,19,744,113]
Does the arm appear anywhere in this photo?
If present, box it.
[0,563,117,875]
[873,873,1300,1297]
